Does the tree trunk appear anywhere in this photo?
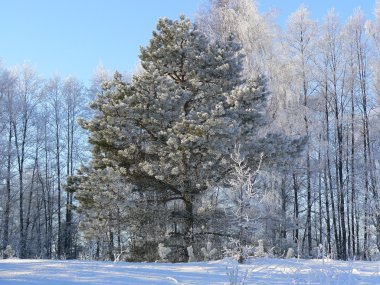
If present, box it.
[323,165,332,255]
[318,146,323,245]
[345,132,351,258]
[281,177,287,239]
[293,174,299,244]
[350,87,356,256]
[2,123,12,255]
[13,118,28,259]
[55,117,62,258]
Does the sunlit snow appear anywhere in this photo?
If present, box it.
[1,258,380,284]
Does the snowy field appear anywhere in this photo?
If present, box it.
[1,258,380,284]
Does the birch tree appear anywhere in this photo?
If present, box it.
[284,5,318,257]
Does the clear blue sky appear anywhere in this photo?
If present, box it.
[0,0,375,84]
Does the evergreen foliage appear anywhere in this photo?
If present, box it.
[75,16,302,262]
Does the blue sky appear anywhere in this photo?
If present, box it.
[0,1,375,84]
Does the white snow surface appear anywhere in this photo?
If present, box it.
[0,257,380,284]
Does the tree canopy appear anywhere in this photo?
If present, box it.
[77,16,303,262]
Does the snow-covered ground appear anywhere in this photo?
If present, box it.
[1,257,380,284]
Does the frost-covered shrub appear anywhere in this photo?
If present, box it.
[4,245,15,259]
[286,248,295,259]
[201,241,218,261]
[370,252,380,261]
[268,246,282,257]
[270,237,298,257]
[223,240,255,264]
[312,244,326,259]
[254,240,266,257]
[187,245,196,262]
[158,243,171,262]
[226,265,250,285]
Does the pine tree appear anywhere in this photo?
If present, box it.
[77,16,303,261]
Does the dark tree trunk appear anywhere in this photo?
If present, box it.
[293,174,299,244]
[2,124,12,256]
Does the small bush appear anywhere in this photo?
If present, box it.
[4,245,15,259]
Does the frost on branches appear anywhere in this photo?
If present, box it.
[77,16,302,262]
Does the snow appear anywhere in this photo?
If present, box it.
[1,258,380,284]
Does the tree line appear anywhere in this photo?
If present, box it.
[196,0,380,260]
[0,63,112,258]
[2,0,380,263]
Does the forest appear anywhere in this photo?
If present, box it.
[1,0,380,264]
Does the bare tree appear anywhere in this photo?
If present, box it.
[285,5,318,257]
[12,65,42,258]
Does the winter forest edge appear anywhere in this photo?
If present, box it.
[1,0,380,264]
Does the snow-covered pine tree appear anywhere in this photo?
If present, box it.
[78,16,303,262]
[74,167,130,261]
[225,144,261,263]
